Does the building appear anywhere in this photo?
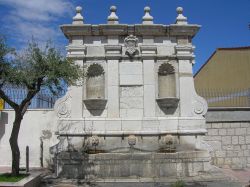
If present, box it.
[194,47,250,169]
[194,47,250,107]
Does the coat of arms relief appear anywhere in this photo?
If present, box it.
[124,35,139,58]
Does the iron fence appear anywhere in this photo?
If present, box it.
[197,88,250,107]
[3,87,250,109]
[2,88,65,109]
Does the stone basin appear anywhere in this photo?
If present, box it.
[55,150,210,179]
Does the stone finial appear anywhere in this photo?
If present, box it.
[142,6,153,24]
[176,7,187,25]
[72,6,84,25]
[107,6,119,24]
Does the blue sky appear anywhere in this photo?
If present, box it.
[0,0,249,74]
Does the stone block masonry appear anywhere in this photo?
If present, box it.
[205,122,250,169]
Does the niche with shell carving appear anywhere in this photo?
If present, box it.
[86,63,105,99]
[84,63,107,115]
[156,63,179,109]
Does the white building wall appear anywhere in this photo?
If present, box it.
[0,109,56,168]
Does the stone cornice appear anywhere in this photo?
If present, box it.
[67,54,177,61]
[140,45,157,54]
[60,24,200,38]
[104,45,122,54]
[175,45,195,60]
[169,24,201,38]
[176,54,195,60]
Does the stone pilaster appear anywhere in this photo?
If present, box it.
[176,45,195,117]
[107,60,119,117]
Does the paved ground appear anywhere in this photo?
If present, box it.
[222,168,250,185]
[41,180,243,187]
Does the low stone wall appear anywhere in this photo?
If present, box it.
[205,108,250,169]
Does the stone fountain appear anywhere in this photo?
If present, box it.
[52,5,210,180]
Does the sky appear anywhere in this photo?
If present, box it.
[0,0,249,74]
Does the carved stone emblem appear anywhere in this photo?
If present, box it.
[55,93,72,118]
[124,35,138,57]
[192,94,208,116]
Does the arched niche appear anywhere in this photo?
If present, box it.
[86,63,105,99]
[84,63,107,116]
[156,63,179,111]
[158,63,176,98]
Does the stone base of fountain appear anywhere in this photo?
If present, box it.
[55,150,210,179]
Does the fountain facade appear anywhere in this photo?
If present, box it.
[52,5,210,179]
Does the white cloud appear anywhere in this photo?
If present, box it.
[0,0,74,21]
[0,0,75,47]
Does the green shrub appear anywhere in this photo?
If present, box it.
[170,180,185,187]
[0,173,29,182]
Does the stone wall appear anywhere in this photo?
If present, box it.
[204,108,250,169]
[120,86,144,118]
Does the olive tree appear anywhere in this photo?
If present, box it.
[0,36,81,176]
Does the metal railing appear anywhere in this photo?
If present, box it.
[2,88,65,109]
[197,88,250,107]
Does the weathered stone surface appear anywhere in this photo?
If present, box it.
[120,97,143,109]
[120,86,143,97]
[219,129,227,135]
[206,122,250,169]
[56,151,210,179]
[222,136,231,145]
[208,129,218,136]
[232,136,238,145]
[119,62,142,75]
[235,128,247,135]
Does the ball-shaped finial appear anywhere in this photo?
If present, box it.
[144,6,150,12]
[76,6,82,13]
[108,5,118,24]
[110,6,117,12]
[73,6,84,24]
[176,7,183,14]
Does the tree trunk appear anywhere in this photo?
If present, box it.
[9,112,22,176]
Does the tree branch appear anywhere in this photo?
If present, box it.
[19,77,43,116]
[0,89,18,110]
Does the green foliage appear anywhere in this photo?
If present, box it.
[0,37,82,96]
[170,180,185,187]
[0,173,29,182]
[0,36,15,84]
[0,35,83,176]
